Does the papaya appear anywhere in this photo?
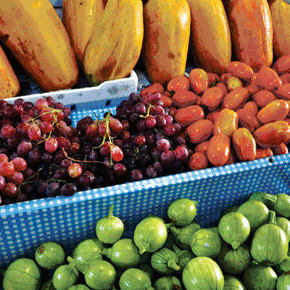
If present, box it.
[187,0,231,75]
[142,0,191,86]
[268,0,290,59]
[0,0,79,92]
[224,0,273,70]
[62,0,107,64]
[0,45,20,99]
[83,0,143,86]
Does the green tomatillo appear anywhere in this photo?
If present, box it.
[96,205,124,244]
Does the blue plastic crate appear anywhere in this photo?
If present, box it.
[1,89,290,269]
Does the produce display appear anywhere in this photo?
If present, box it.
[1,194,290,289]
[1,53,290,205]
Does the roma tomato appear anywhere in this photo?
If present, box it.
[232,128,256,161]
[207,134,231,167]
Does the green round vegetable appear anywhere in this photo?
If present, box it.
[248,192,278,208]
[277,272,290,290]
[221,206,239,217]
[251,211,288,266]
[217,243,251,275]
[67,285,90,290]
[102,238,140,269]
[41,279,56,290]
[236,200,269,232]
[273,194,290,218]
[207,227,219,235]
[190,229,221,258]
[182,257,224,290]
[243,265,277,290]
[133,217,168,254]
[52,263,79,290]
[96,205,124,244]
[84,260,116,290]
[153,276,183,290]
[218,212,250,250]
[167,198,198,226]
[151,248,180,274]
[71,238,103,274]
[2,258,41,290]
[275,256,290,274]
[172,244,194,269]
[170,222,201,250]
[224,275,246,290]
[35,242,65,270]
[119,268,154,290]
[276,217,290,242]
[139,264,155,280]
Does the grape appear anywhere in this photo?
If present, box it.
[83,170,96,184]
[121,120,130,131]
[2,118,13,127]
[13,104,24,115]
[160,150,174,165]
[109,117,123,133]
[16,192,28,203]
[145,115,156,128]
[114,163,127,176]
[120,131,131,143]
[11,157,27,171]
[45,138,58,153]
[130,169,143,181]
[172,123,181,134]
[53,168,67,179]
[22,168,36,179]
[4,106,17,118]
[42,152,53,163]
[163,124,176,136]
[35,98,48,110]
[0,153,9,164]
[99,141,111,157]
[174,146,189,161]
[156,115,166,127]
[146,166,157,178]
[78,174,91,187]
[68,163,82,178]
[98,122,108,137]
[16,122,29,136]
[7,171,24,185]
[28,148,42,165]
[1,125,16,138]
[14,98,25,107]
[40,121,53,133]
[56,137,71,150]
[7,137,19,148]
[155,105,165,116]
[46,96,55,106]
[137,120,146,131]
[1,182,18,197]
[56,110,65,121]
[40,108,54,122]
[45,182,60,197]
[156,138,171,152]
[151,147,161,160]
[0,162,15,177]
[164,115,173,124]
[86,123,99,139]
[53,150,66,163]
[135,102,146,114]
[0,175,5,190]
[60,183,77,196]
[153,161,164,173]
[111,146,124,162]
[61,159,73,169]
[88,150,98,161]
[38,181,49,196]
[139,145,149,154]
[28,124,41,140]
[68,142,80,155]
[135,135,146,146]
[24,101,33,111]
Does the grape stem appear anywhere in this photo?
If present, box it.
[62,148,104,165]
[140,104,152,119]
[18,168,42,192]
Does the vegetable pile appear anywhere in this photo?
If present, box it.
[1,193,290,290]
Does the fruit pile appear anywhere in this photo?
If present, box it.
[1,193,290,290]
[1,54,290,205]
